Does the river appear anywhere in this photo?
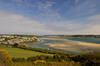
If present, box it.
[26,36,100,54]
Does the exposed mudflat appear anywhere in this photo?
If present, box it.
[27,37,100,54]
[44,38,100,53]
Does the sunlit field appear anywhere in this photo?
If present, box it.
[0,47,51,58]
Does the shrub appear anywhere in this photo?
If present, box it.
[33,60,46,64]
[71,52,100,66]
[0,50,8,62]
[0,50,13,66]
[12,57,26,62]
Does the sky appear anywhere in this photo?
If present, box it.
[0,0,100,35]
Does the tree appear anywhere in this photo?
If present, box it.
[13,43,19,47]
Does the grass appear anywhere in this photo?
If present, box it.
[0,47,52,58]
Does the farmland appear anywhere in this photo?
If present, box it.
[0,47,51,58]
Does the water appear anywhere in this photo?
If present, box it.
[26,38,64,50]
[60,37,100,44]
[26,36,100,54]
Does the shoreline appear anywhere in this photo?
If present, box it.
[45,38,100,53]
[26,37,100,54]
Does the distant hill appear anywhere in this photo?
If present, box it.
[45,35,100,38]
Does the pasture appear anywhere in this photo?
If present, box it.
[0,47,51,58]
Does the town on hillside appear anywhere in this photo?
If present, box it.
[0,34,40,45]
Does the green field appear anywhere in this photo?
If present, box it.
[0,47,51,58]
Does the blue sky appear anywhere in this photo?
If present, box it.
[0,0,100,35]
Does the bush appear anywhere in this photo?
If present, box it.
[71,52,100,66]
[12,57,26,62]
[33,60,46,64]
[0,50,13,66]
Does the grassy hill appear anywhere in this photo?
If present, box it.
[0,47,52,58]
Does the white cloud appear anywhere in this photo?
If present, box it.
[38,1,55,10]
[80,15,100,34]
[37,1,60,19]
[67,0,97,17]
[0,10,100,35]
[0,10,57,35]
[47,14,100,35]
[67,14,100,35]
[0,10,80,35]
[88,15,100,22]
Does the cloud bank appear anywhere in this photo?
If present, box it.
[0,10,100,35]
[0,10,55,35]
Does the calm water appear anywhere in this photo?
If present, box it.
[26,38,64,50]
[26,37,68,52]
[60,37,100,44]
[26,36,100,54]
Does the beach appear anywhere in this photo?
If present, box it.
[45,38,100,53]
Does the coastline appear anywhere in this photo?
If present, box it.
[45,38,100,53]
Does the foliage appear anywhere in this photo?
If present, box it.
[71,52,100,66]
[33,60,46,64]
[0,50,13,66]
[16,44,69,56]
[13,61,80,66]
[50,35,100,38]
[0,44,100,66]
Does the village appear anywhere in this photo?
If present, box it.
[0,34,39,45]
